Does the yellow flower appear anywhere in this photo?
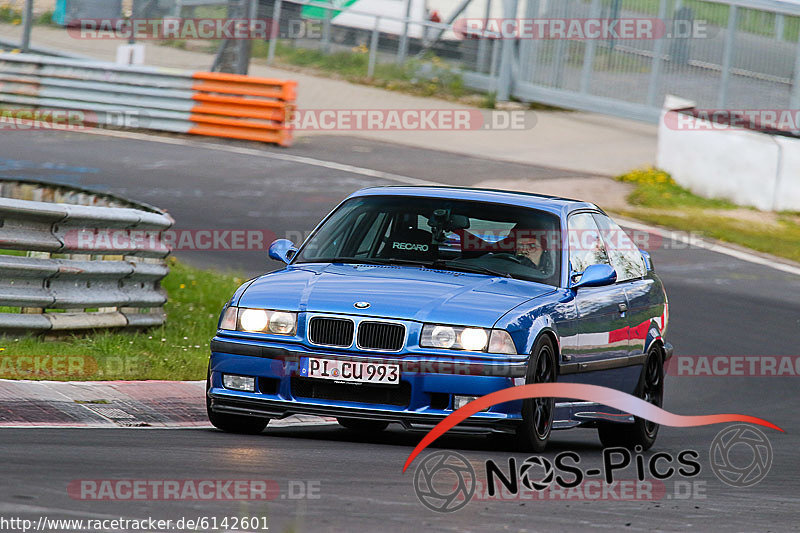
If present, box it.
[179,283,186,289]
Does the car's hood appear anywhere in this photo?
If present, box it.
[237,263,555,327]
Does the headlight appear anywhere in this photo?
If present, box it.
[460,328,488,351]
[429,325,457,348]
[421,324,514,353]
[240,308,269,332]
[268,312,296,334]
[219,307,297,335]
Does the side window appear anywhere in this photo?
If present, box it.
[593,214,646,281]
[567,213,611,274]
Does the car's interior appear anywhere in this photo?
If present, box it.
[296,196,562,286]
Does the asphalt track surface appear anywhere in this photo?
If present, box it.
[0,130,798,532]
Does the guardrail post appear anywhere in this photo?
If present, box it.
[552,0,569,88]
[321,5,332,53]
[368,17,381,77]
[717,5,738,108]
[489,36,500,79]
[496,0,518,100]
[517,0,539,82]
[268,0,283,65]
[790,36,800,112]
[579,0,600,93]
[21,0,33,52]
[645,0,667,106]
[397,0,412,64]
[235,0,259,74]
[476,0,493,73]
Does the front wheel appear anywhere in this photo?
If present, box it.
[597,346,664,450]
[516,335,556,452]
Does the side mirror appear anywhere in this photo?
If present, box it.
[268,239,298,265]
[570,263,617,289]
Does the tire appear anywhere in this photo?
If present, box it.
[597,345,664,450]
[206,370,269,435]
[516,335,556,452]
[337,418,390,432]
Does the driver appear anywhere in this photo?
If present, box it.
[515,235,544,268]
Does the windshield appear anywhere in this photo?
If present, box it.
[295,195,562,286]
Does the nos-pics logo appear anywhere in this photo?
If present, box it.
[412,424,773,512]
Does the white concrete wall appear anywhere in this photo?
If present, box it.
[657,101,800,212]
[775,136,800,212]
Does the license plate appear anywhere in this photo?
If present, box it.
[305,358,400,385]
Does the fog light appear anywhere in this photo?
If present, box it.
[223,374,255,392]
[453,395,478,410]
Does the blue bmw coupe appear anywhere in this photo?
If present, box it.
[207,186,672,451]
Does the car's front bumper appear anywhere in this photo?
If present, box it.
[208,335,528,432]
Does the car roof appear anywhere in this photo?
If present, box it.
[348,186,602,218]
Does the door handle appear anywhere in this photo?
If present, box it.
[618,302,628,313]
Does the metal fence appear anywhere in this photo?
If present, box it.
[0,52,296,145]
[251,0,800,124]
[0,179,174,334]
[8,0,798,124]
[505,0,800,122]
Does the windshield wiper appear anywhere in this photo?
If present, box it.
[326,257,513,279]
[369,257,437,267]
[434,260,514,279]
[327,257,435,267]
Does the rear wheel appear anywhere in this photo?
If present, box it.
[597,346,664,450]
[516,335,556,452]
[337,418,390,432]
[206,370,269,434]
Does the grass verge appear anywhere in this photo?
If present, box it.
[613,167,800,263]
[0,258,246,381]
[0,6,53,26]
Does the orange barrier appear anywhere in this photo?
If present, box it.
[188,72,296,147]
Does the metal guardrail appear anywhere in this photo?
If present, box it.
[0,52,297,146]
[0,179,174,334]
